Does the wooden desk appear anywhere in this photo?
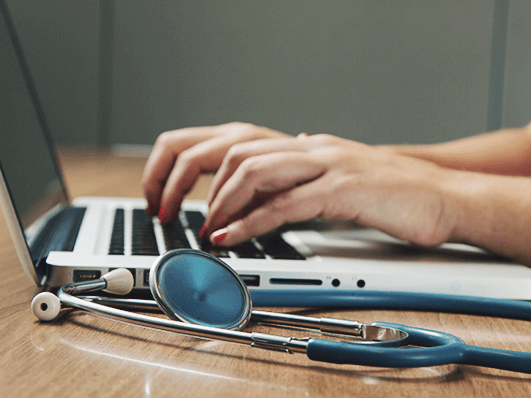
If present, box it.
[2,146,531,398]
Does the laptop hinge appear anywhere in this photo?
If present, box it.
[32,206,87,279]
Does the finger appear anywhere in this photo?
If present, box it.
[209,176,330,246]
[142,127,220,215]
[157,133,249,223]
[205,151,326,233]
[206,137,315,206]
[146,123,289,220]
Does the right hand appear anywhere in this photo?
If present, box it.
[202,133,459,248]
[141,122,291,223]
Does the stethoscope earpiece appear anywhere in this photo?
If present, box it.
[31,292,61,321]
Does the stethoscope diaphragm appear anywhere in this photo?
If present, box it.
[150,249,252,330]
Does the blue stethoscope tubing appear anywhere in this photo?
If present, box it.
[308,322,531,373]
[251,289,531,321]
[251,290,531,372]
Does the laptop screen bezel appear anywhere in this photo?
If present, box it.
[0,164,40,285]
[0,0,71,286]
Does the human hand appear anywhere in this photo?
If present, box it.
[142,122,291,222]
[202,134,460,248]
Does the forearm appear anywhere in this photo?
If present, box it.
[381,123,531,176]
[445,170,531,265]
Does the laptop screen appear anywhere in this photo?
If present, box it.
[0,0,68,235]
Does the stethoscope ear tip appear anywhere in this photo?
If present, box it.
[31,292,61,321]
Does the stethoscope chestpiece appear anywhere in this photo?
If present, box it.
[149,249,252,330]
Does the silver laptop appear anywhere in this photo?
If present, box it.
[3,1,531,301]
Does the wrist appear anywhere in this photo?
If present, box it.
[443,171,494,246]
[444,171,531,264]
[377,144,432,156]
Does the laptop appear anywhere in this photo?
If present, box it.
[2,0,531,301]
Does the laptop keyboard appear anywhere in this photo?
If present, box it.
[108,207,305,260]
[131,209,159,256]
[108,208,125,255]
[160,217,191,251]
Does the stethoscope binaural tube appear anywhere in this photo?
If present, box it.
[307,322,531,374]
[308,323,467,368]
[250,290,531,321]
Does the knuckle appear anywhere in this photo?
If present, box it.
[311,133,337,146]
[176,148,193,166]
[270,191,293,212]
[225,122,263,139]
[154,130,174,147]
[238,157,263,181]
[226,121,247,129]
[238,215,257,235]
[223,121,249,134]
[267,192,294,222]
[175,148,199,173]
[235,124,256,138]
[155,128,192,148]
[225,143,249,166]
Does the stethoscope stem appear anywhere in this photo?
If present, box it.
[79,296,407,343]
[60,291,310,354]
[81,297,366,334]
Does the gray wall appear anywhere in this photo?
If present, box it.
[7,0,100,145]
[7,1,531,147]
[502,0,531,129]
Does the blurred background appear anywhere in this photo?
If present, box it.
[6,0,531,150]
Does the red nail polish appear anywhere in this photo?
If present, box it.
[198,224,208,240]
[212,230,228,245]
[158,207,167,223]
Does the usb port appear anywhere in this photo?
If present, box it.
[240,275,260,287]
[143,270,150,286]
[73,270,101,282]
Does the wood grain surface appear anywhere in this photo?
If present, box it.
[1,146,531,398]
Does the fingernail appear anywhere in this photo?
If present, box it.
[211,228,228,245]
[198,224,208,240]
[158,207,167,223]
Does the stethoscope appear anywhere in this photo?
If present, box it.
[31,249,531,374]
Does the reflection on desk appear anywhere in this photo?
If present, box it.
[1,147,531,398]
